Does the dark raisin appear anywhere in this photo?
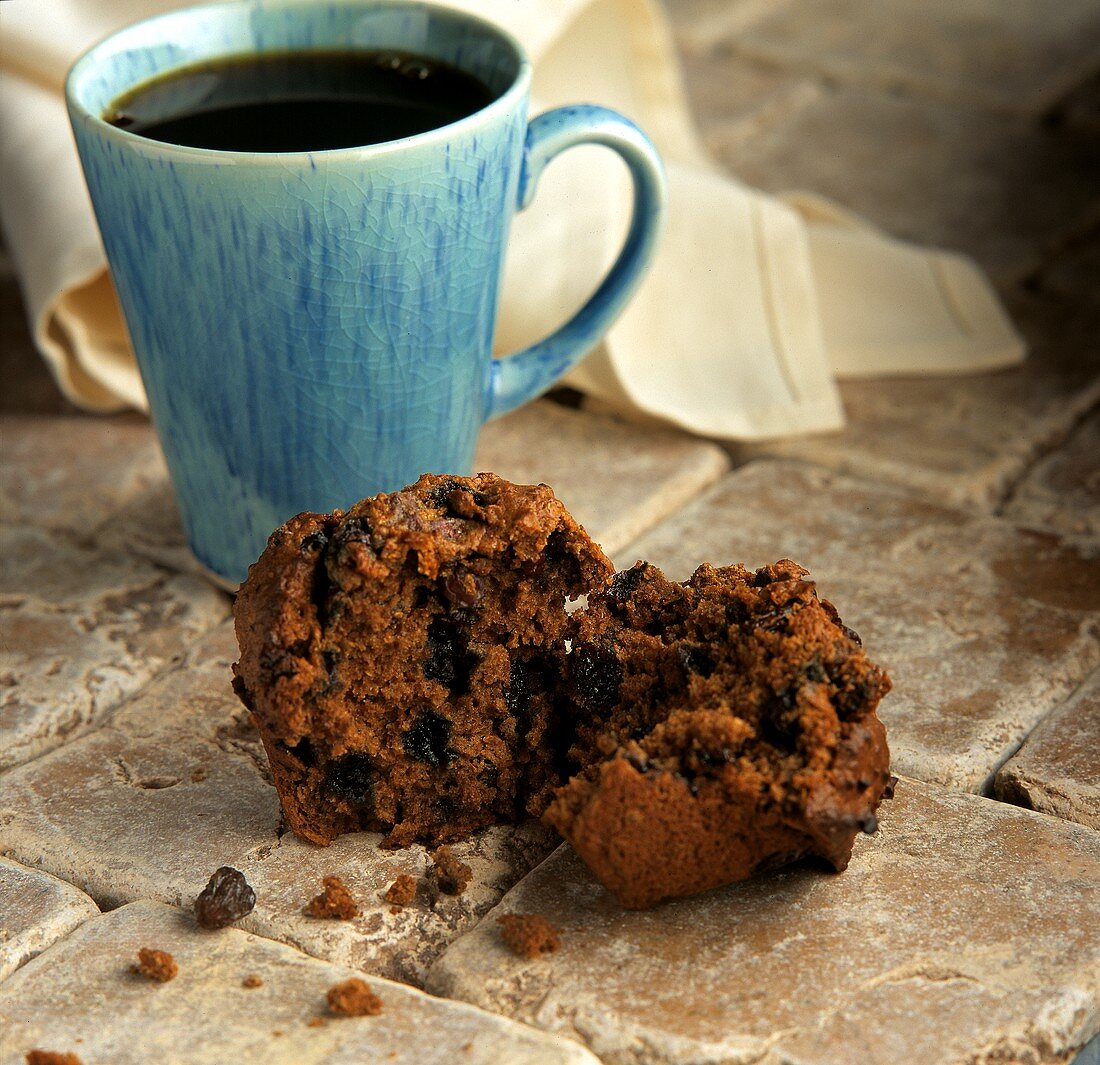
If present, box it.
[403,711,452,767]
[754,601,796,631]
[424,621,458,688]
[441,570,480,608]
[300,530,328,554]
[479,761,501,792]
[281,737,315,768]
[839,676,879,717]
[425,478,463,509]
[434,795,456,822]
[607,564,648,602]
[423,619,476,695]
[803,659,827,684]
[571,643,622,711]
[231,674,253,711]
[331,516,382,558]
[724,599,751,626]
[759,698,801,752]
[195,866,256,929]
[544,528,569,562]
[326,753,376,808]
[322,650,341,691]
[505,659,530,717]
[677,642,715,677]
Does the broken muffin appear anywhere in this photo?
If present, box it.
[543,560,892,908]
[233,473,613,848]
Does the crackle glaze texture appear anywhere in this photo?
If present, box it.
[66,1,665,585]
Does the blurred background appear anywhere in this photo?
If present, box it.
[3,0,1097,520]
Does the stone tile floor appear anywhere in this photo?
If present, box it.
[1,2,1098,1063]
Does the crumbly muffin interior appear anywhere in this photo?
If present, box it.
[233,473,613,847]
[543,559,892,906]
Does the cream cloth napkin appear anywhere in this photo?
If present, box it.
[0,0,1024,436]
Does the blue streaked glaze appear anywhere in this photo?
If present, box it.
[67,0,666,585]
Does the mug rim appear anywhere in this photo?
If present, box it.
[65,0,532,163]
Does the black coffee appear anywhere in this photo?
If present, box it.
[106,50,496,151]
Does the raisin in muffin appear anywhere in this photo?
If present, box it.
[543,560,892,908]
[233,473,613,847]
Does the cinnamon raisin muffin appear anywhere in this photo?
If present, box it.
[233,473,613,847]
[543,560,892,908]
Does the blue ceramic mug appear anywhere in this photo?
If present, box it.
[67,0,665,586]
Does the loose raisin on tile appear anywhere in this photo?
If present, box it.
[195,866,256,929]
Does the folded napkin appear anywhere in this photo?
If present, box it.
[0,0,1024,437]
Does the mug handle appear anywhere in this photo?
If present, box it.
[485,105,667,420]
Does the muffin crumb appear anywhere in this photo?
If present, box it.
[307,1017,326,1028]
[382,873,417,908]
[25,1052,83,1065]
[304,875,359,920]
[133,947,178,982]
[430,847,472,896]
[242,974,263,989]
[498,913,560,959]
[327,977,383,1017]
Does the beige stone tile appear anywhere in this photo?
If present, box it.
[995,671,1100,830]
[0,625,558,984]
[95,479,200,578]
[732,292,1100,510]
[731,0,1100,115]
[476,400,729,555]
[0,626,280,907]
[0,900,600,1065]
[429,778,1100,1065]
[0,858,98,983]
[718,87,1100,280]
[613,461,1100,793]
[234,823,557,988]
[1002,410,1100,549]
[0,527,230,769]
[0,414,166,533]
